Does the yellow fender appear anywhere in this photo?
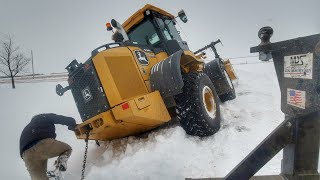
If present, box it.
[223,59,238,80]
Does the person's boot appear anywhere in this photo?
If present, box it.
[57,154,69,171]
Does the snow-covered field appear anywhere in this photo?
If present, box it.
[1,60,311,180]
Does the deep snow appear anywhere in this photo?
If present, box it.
[1,60,316,180]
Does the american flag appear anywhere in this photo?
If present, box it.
[289,90,302,104]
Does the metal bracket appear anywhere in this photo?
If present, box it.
[56,84,71,96]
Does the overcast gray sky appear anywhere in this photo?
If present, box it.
[0,0,319,74]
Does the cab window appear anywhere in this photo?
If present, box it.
[165,19,182,41]
[157,17,182,42]
[127,19,160,45]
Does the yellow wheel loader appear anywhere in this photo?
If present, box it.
[56,4,237,141]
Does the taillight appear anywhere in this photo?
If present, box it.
[122,103,129,110]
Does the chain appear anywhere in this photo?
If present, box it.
[81,131,90,180]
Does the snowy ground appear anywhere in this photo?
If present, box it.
[1,60,316,180]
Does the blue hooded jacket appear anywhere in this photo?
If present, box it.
[19,113,76,157]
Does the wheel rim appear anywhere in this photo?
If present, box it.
[202,86,216,118]
[224,70,233,89]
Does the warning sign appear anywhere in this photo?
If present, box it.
[284,53,313,79]
[287,88,306,109]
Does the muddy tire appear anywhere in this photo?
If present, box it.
[204,59,236,102]
[175,72,221,137]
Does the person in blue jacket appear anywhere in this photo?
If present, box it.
[20,113,77,180]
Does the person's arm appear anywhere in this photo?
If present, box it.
[46,113,77,130]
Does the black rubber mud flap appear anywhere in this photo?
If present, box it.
[204,59,236,102]
[150,50,184,98]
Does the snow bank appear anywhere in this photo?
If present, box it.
[1,61,312,180]
[82,61,285,180]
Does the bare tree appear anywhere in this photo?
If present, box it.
[0,35,30,88]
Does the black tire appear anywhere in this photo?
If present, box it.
[204,59,236,102]
[175,72,221,137]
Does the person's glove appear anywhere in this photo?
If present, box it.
[68,118,78,131]
[68,123,78,131]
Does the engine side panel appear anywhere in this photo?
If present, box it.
[92,47,148,107]
[126,46,161,81]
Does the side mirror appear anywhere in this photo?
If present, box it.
[178,10,188,23]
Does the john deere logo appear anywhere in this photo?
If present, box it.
[135,51,149,66]
[81,86,93,103]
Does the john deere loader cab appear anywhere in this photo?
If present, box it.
[56,4,237,141]
[123,8,188,56]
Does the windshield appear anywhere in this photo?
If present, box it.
[127,19,160,45]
